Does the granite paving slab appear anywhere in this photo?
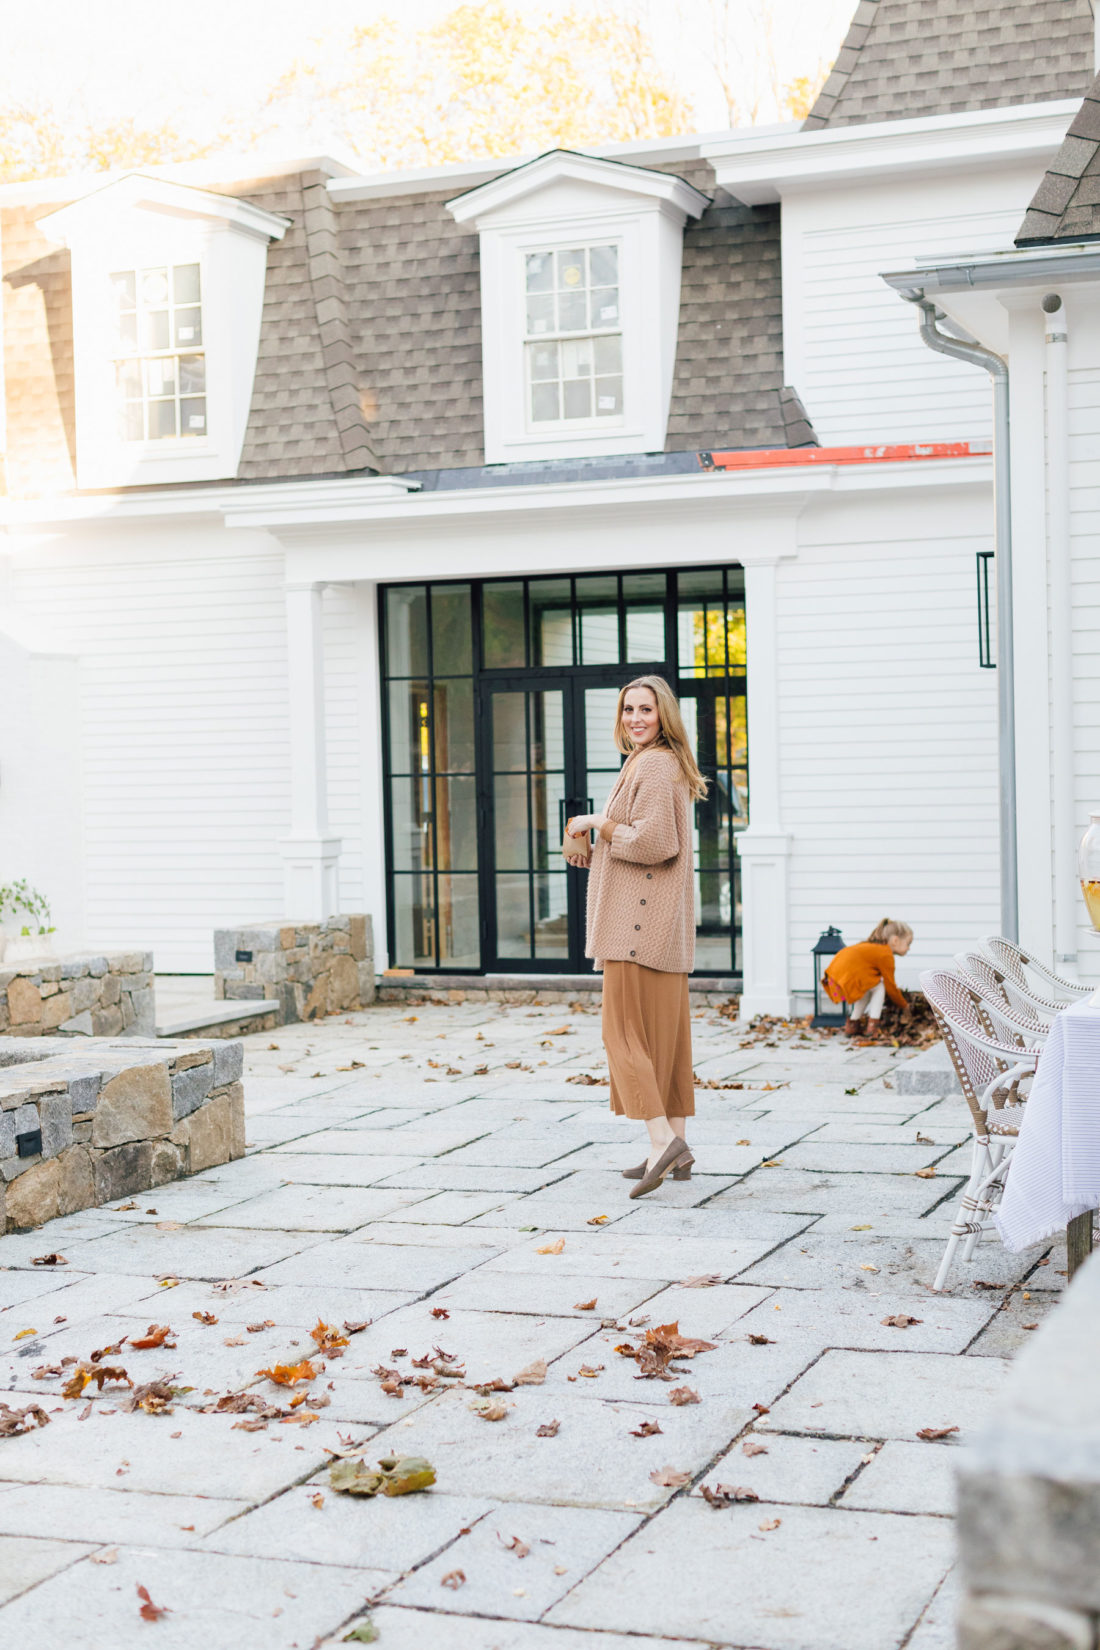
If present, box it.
[0,1534,94,1606]
[204,1479,497,1569]
[475,1231,780,1282]
[693,1431,867,1507]
[37,1224,326,1282]
[199,1183,434,1231]
[738,1285,994,1354]
[546,1497,954,1649]
[367,1385,752,1511]
[838,1438,956,1515]
[0,1482,249,1547]
[384,1500,642,1620]
[377,1190,520,1225]
[758,1348,1011,1441]
[736,1235,1038,1296]
[0,1544,391,1650]
[255,1236,505,1293]
[335,1609,714,1650]
[427,1268,669,1321]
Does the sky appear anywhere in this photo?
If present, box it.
[0,0,857,163]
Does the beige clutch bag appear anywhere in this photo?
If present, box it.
[561,822,593,860]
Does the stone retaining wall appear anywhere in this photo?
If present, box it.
[957,1246,1100,1650]
[0,1036,244,1232]
[214,915,374,1023]
[0,951,155,1038]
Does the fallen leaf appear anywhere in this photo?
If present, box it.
[128,1381,190,1416]
[669,1386,700,1406]
[736,1138,751,1145]
[513,1358,547,1385]
[761,1159,783,1168]
[536,1419,560,1437]
[158,1277,180,1289]
[329,1455,436,1496]
[881,1314,923,1328]
[742,1439,768,1456]
[62,1365,131,1400]
[574,1298,598,1312]
[916,1133,934,1144]
[246,1321,276,1334]
[192,1311,218,1326]
[914,1167,937,1179]
[701,1483,758,1507]
[310,1319,350,1358]
[343,1623,380,1643]
[850,1224,873,1231]
[155,1222,183,1232]
[441,1570,466,1589]
[0,1402,50,1436]
[90,1548,119,1565]
[12,1328,37,1342]
[257,1360,317,1387]
[1022,1322,1039,1330]
[469,1398,510,1421]
[650,1465,692,1488]
[310,1492,325,1509]
[679,1274,723,1289]
[859,1264,879,1273]
[586,1215,610,1226]
[430,1307,450,1320]
[130,1325,175,1350]
[759,1517,782,1531]
[497,1532,530,1557]
[31,1253,67,1267]
[631,1419,662,1437]
[115,1201,138,1211]
[577,1364,604,1379]
[916,1425,959,1442]
[536,1238,565,1255]
[137,1584,170,1622]
[752,1402,770,1415]
[747,1333,774,1345]
[224,1336,247,1347]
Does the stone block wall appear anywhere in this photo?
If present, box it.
[0,1036,244,1232]
[214,915,374,1023]
[957,1246,1100,1650]
[0,951,155,1038]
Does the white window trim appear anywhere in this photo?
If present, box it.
[448,151,708,466]
[521,236,624,436]
[38,175,288,490]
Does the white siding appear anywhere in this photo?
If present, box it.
[778,499,1000,996]
[1068,364,1100,977]
[782,167,1048,447]
[11,527,292,973]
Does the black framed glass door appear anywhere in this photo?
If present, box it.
[381,569,747,977]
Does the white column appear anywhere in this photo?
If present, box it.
[279,580,341,918]
[353,581,389,964]
[737,556,792,1018]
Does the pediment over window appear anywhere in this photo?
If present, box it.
[38,176,289,490]
[448,151,709,465]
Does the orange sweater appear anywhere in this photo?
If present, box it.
[824,942,907,1008]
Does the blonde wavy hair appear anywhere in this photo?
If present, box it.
[866,918,913,946]
[614,675,709,802]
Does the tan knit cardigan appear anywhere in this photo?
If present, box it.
[584,746,695,974]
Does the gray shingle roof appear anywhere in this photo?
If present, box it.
[0,156,807,494]
[1016,73,1100,243]
[805,0,1093,130]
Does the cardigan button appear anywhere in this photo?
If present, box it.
[640,899,646,906]
[646,873,652,879]
[630,949,636,957]
[634,924,641,931]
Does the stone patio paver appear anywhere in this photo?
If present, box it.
[0,996,1062,1646]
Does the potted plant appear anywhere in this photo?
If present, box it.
[0,879,57,965]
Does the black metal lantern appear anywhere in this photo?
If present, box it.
[811,927,847,1029]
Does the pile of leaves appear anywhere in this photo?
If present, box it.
[725,997,939,1052]
[615,1321,716,1383]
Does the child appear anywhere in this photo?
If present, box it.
[823,920,913,1037]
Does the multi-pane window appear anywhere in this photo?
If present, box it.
[111,263,206,441]
[524,245,622,425]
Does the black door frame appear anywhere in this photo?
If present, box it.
[476,664,667,973]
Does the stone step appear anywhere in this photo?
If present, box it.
[894,1041,960,1096]
[155,999,279,1041]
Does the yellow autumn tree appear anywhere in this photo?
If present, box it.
[263,5,696,169]
[0,103,207,185]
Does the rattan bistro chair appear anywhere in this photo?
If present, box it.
[953,951,1053,1043]
[984,936,1092,1011]
[920,968,1041,1292]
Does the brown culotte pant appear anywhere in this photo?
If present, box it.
[601,960,694,1120]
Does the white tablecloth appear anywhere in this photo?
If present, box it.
[996,999,1100,1252]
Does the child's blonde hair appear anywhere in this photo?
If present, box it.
[866,918,913,946]
[615,675,709,802]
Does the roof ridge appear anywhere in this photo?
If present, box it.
[802,0,878,131]
[300,169,380,474]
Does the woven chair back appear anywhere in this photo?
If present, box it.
[955,951,1047,1041]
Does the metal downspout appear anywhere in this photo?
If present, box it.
[1043,293,1077,973]
[908,296,1018,942]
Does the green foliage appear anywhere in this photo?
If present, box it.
[0,879,54,935]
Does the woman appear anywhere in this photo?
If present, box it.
[565,675,708,1198]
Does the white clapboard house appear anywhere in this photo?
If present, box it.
[2,0,1098,1012]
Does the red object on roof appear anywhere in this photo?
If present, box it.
[699,440,992,471]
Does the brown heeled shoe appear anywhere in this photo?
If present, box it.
[628,1140,695,1199]
[622,1159,692,1181]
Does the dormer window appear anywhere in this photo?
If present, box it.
[113,263,206,441]
[38,176,288,489]
[525,244,623,426]
[448,150,708,466]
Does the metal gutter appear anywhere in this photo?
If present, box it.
[883,244,1100,298]
[903,297,1018,942]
